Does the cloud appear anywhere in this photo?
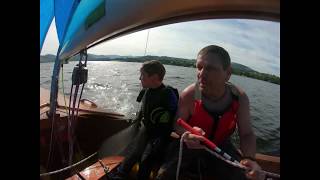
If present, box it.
[41,19,280,76]
[159,19,280,75]
[89,30,149,56]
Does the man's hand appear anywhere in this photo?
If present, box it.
[240,159,265,180]
[184,126,206,149]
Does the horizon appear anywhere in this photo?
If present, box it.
[41,19,280,76]
[41,53,277,77]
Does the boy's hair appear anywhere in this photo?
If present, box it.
[141,60,166,80]
[198,45,231,70]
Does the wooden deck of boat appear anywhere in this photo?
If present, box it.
[40,87,124,120]
[256,153,280,174]
[66,156,124,180]
[65,153,279,180]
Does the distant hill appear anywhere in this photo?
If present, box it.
[40,54,279,84]
[40,54,132,62]
[40,54,56,63]
[73,54,135,61]
[231,62,257,73]
[116,55,196,67]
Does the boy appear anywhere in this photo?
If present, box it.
[109,60,179,180]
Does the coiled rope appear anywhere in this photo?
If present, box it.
[40,152,97,177]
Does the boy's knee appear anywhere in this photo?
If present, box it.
[155,167,166,180]
[155,166,176,180]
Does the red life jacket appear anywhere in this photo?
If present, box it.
[188,98,239,145]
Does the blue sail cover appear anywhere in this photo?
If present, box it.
[61,0,104,54]
[54,0,80,45]
[40,0,54,52]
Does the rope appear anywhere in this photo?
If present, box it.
[203,147,280,179]
[61,64,69,115]
[40,152,98,177]
[69,84,79,165]
[176,132,188,180]
[46,112,56,168]
[176,132,280,180]
[67,50,88,166]
[46,65,73,168]
[144,29,150,56]
[75,84,85,122]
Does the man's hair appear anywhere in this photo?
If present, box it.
[141,60,166,80]
[198,45,231,70]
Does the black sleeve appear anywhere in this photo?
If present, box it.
[136,89,146,102]
[152,88,178,137]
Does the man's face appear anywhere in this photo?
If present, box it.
[139,70,155,88]
[196,53,231,95]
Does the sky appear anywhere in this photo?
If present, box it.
[41,19,280,76]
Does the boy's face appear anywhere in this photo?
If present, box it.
[139,70,158,88]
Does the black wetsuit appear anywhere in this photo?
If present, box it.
[110,84,178,180]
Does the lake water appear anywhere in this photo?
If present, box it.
[40,61,280,154]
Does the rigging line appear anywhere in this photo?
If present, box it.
[61,64,73,164]
[75,84,85,123]
[40,152,98,177]
[67,84,74,168]
[75,50,88,121]
[72,51,88,158]
[69,84,79,166]
[144,29,150,56]
[46,112,57,169]
[71,85,80,120]
[68,79,79,166]
[68,85,74,117]
[71,84,85,161]
[61,64,69,115]
[46,119,54,169]
[69,50,87,166]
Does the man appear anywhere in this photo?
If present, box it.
[156,45,264,180]
[109,60,179,180]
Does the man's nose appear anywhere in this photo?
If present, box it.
[198,68,206,77]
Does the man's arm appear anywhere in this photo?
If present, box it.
[236,89,267,180]
[172,84,207,149]
[237,91,256,158]
[173,84,194,135]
